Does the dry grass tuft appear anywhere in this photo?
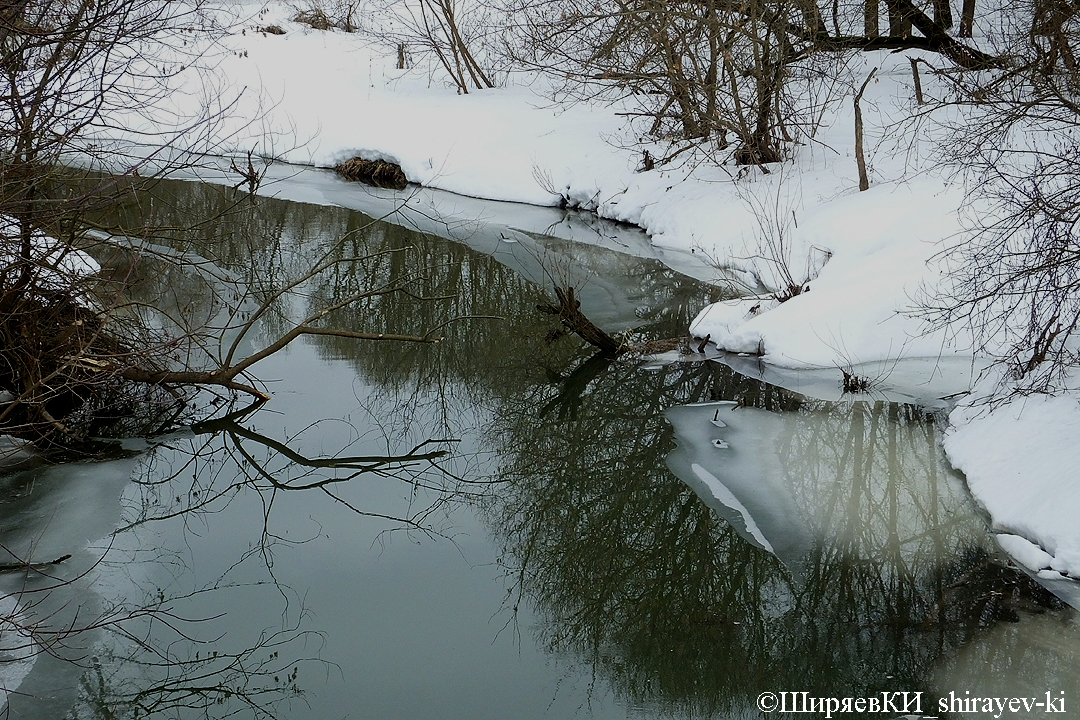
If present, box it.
[334,157,409,190]
[841,368,871,394]
[293,8,334,30]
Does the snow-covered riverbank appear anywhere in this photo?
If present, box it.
[112,1,983,371]
[95,1,1080,598]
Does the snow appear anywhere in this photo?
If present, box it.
[945,378,1080,582]
[76,1,1080,599]
[98,7,989,372]
[688,178,975,367]
[0,218,101,282]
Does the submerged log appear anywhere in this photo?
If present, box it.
[538,286,624,356]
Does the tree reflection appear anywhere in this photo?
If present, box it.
[70,173,715,438]
[128,400,470,541]
[0,387,482,718]
[0,460,319,719]
[36,174,1076,718]
[6,169,517,715]
[486,357,1072,716]
[70,621,311,720]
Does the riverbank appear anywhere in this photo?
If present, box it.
[107,1,981,370]
[93,1,1080,596]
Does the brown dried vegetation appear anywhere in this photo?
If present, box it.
[334,157,409,189]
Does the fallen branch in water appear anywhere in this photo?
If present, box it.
[538,286,624,357]
[120,325,441,402]
[0,553,72,574]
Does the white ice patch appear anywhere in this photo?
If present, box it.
[691,463,774,553]
[665,402,813,569]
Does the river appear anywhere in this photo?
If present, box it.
[0,171,1077,719]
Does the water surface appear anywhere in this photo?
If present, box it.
[1,175,1077,719]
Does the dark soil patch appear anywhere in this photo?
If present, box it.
[0,284,176,446]
[733,144,782,166]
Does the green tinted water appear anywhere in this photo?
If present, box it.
[0,175,1077,719]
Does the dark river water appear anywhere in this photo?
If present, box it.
[1,173,1078,719]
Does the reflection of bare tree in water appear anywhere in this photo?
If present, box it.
[30,175,1077,718]
[486,357,1070,716]
[0,458,320,719]
[0,395,477,719]
[130,401,471,543]
[70,619,313,720]
[4,175,507,716]
[85,175,714,444]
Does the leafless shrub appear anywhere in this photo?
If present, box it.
[293,7,335,29]
[0,0,228,446]
[501,0,998,165]
[728,174,832,302]
[290,0,362,31]
[367,0,500,92]
[922,1,1080,395]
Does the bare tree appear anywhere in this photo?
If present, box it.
[959,0,977,37]
[0,0,233,444]
[503,0,998,166]
[368,0,497,92]
[505,0,805,161]
[0,0,475,447]
[923,1,1080,395]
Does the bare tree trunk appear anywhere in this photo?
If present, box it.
[933,0,953,28]
[704,0,720,127]
[438,0,493,89]
[418,0,492,92]
[910,57,924,104]
[796,0,825,34]
[660,27,704,138]
[419,0,467,92]
[886,0,912,37]
[959,0,975,37]
[538,286,623,356]
[751,63,782,163]
[865,0,880,38]
[855,68,878,191]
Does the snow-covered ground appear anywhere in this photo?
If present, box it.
[87,1,1080,600]
[944,370,1080,593]
[101,1,990,371]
